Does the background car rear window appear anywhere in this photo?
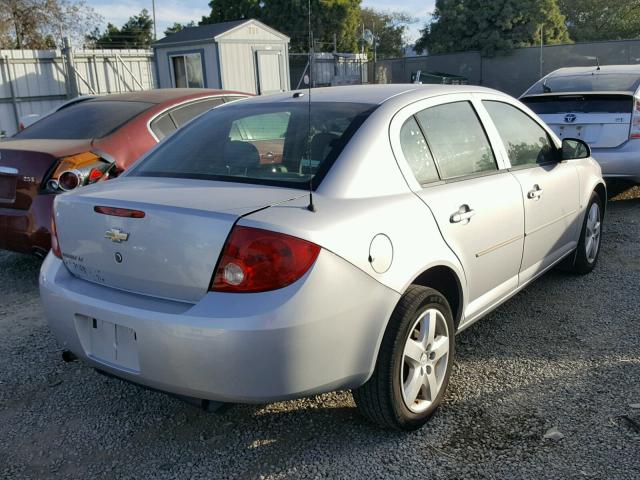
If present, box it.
[399,117,439,184]
[14,100,153,140]
[483,101,557,167]
[130,102,376,189]
[415,101,497,180]
[526,73,640,94]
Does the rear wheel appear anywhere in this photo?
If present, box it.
[353,286,455,430]
[569,192,603,274]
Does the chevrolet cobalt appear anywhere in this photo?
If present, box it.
[40,85,605,430]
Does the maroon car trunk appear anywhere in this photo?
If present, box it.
[0,139,92,255]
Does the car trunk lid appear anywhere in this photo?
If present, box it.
[54,177,305,303]
[521,93,633,148]
[0,139,92,209]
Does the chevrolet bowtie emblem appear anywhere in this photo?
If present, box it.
[104,228,129,243]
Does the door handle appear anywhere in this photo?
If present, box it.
[450,205,475,224]
[527,184,543,200]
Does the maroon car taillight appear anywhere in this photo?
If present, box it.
[51,214,62,258]
[211,226,320,293]
[44,152,111,192]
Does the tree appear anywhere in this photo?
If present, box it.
[559,0,640,41]
[86,9,153,49]
[201,0,261,24]
[360,8,415,59]
[164,21,196,37]
[201,0,361,52]
[416,0,571,56]
[0,0,100,49]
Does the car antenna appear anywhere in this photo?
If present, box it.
[596,57,601,70]
[305,0,316,212]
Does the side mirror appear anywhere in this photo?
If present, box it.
[561,138,591,160]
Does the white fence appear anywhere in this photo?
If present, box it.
[0,48,155,136]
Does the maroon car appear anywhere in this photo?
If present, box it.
[0,88,247,256]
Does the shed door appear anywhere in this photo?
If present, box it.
[255,51,283,95]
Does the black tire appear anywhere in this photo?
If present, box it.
[569,191,603,275]
[352,286,455,431]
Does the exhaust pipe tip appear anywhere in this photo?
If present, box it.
[62,350,78,363]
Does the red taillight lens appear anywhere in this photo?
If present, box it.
[630,98,640,139]
[51,214,62,258]
[211,226,320,293]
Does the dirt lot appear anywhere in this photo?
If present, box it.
[1,192,639,479]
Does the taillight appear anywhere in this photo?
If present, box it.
[51,214,62,258]
[45,152,111,192]
[630,98,640,139]
[211,226,320,293]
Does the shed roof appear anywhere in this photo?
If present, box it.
[152,19,289,48]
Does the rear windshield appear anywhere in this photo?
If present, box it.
[525,73,640,95]
[14,100,153,140]
[130,101,376,189]
[522,94,633,114]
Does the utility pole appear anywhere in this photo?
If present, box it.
[539,24,544,79]
[152,0,157,41]
[62,37,79,98]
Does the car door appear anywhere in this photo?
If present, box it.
[391,94,525,322]
[479,95,581,284]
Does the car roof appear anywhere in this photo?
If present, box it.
[547,65,640,78]
[246,84,501,106]
[88,88,244,105]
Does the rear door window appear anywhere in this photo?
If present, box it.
[415,101,497,180]
[170,97,225,127]
[483,101,557,167]
[399,117,439,185]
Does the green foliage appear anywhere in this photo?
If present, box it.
[86,9,153,49]
[164,21,196,37]
[558,0,640,41]
[416,0,571,56]
[201,0,361,52]
[0,0,100,49]
[360,8,415,59]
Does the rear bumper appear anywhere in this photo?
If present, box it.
[0,193,53,255]
[39,250,400,404]
[591,141,640,183]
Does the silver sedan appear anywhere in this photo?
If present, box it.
[40,85,605,430]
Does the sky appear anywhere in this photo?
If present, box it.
[85,0,436,43]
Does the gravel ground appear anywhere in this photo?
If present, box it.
[1,194,639,480]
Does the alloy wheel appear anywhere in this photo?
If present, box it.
[400,308,450,413]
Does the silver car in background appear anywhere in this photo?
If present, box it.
[40,85,605,430]
[521,65,640,184]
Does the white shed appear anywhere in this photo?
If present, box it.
[152,19,290,95]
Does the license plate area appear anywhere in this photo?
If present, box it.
[0,174,16,203]
[75,314,140,372]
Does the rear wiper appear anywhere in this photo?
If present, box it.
[542,78,551,93]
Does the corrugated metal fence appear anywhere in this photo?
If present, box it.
[372,39,640,97]
[0,48,155,136]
